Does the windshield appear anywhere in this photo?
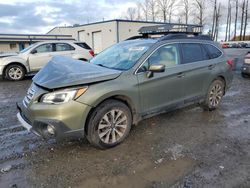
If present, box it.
[19,44,36,53]
[91,40,154,70]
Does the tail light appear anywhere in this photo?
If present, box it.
[89,50,94,57]
[227,59,234,68]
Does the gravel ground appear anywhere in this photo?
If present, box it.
[0,50,249,188]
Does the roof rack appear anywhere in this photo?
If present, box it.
[138,23,203,37]
[158,33,212,41]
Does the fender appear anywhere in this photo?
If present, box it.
[1,55,30,73]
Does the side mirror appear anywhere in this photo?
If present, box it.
[147,64,165,78]
[31,49,37,54]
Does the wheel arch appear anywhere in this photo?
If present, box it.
[3,62,28,77]
[84,95,139,136]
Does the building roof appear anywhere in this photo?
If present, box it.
[46,19,172,34]
[0,34,74,43]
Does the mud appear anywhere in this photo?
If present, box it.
[0,71,250,187]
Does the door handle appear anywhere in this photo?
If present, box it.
[177,72,185,78]
[208,64,215,70]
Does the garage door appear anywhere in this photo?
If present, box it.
[78,30,85,42]
[92,31,102,54]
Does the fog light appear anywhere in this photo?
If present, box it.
[47,124,55,135]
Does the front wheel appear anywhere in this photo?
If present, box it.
[5,64,25,81]
[202,79,225,111]
[86,100,132,149]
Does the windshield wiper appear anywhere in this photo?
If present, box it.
[96,64,110,69]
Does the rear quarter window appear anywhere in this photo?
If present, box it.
[204,44,222,59]
[75,43,91,50]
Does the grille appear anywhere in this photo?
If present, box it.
[23,86,35,108]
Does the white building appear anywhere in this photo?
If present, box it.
[0,34,74,53]
[47,19,166,53]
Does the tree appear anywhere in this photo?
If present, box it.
[240,0,246,40]
[139,0,150,21]
[212,0,217,39]
[225,0,232,41]
[126,7,137,21]
[194,0,206,27]
[182,0,190,24]
[214,3,222,41]
[243,0,249,40]
[234,0,239,40]
[148,0,158,21]
[157,0,176,22]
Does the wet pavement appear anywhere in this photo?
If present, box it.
[0,57,250,187]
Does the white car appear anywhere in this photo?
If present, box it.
[0,41,94,81]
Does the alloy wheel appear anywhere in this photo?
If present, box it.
[8,67,23,80]
[98,109,128,144]
[209,83,223,107]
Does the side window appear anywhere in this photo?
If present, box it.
[181,43,206,64]
[35,44,53,53]
[204,44,222,59]
[139,44,180,72]
[55,43,75,51]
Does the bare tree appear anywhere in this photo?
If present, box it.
[157,0,176,22]
[214,3,222,41]
[126,7,137,21]
[194,0,206,27]
[234,0,239,40]
[225,0,232,41]
[243,0,249,40]
[228,2,232,40]
[212,0,217,39]
[139,0,150,21]
[240,0,246,40]
[148,0,158,21]
[182,0,190,24]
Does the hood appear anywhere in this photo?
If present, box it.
[33,56,122,89]
[0,52,18,58]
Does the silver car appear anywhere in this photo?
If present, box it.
[0,41,94,81]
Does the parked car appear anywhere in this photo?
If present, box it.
[241,52,250,77]
[0,41,94,81]
[17,33,233,149]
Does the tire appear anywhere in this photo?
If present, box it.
[241,73,249,78]
[5,64,25,81]
[202,79,225,111]
[86,99,132,149]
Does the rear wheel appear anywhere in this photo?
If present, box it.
[241,73,249,78]
[86,100,132,149]
[5,64,25,81]
[202,79,225,111]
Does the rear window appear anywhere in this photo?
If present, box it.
[75,42,91,50]
[204,44,222,59]
[181,43,206,64]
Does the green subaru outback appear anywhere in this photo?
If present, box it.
[17,30,233,149]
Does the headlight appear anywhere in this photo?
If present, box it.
[40,87,88,104]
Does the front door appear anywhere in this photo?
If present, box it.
[137,43,186,115]
[28,43,53,71]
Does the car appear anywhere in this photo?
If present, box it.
[0,41,94,81]
[17,27,233,149]
[241,52,250,77]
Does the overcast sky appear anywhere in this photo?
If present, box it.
[0,0,249,40]
[0,0,137,34]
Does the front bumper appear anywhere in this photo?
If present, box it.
[0,65,4,76]
[242,64,250,75]
[16,100,92,139]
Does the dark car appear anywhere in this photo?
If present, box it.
[242,52,250,77]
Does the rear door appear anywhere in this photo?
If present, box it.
[28,43,53,71]
[179,42,213,102]
[52,43,76,58]
[137,43,187,115]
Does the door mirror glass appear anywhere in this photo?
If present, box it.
[31,49,37,54]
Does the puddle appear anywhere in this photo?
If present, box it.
[77,158,197,188]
